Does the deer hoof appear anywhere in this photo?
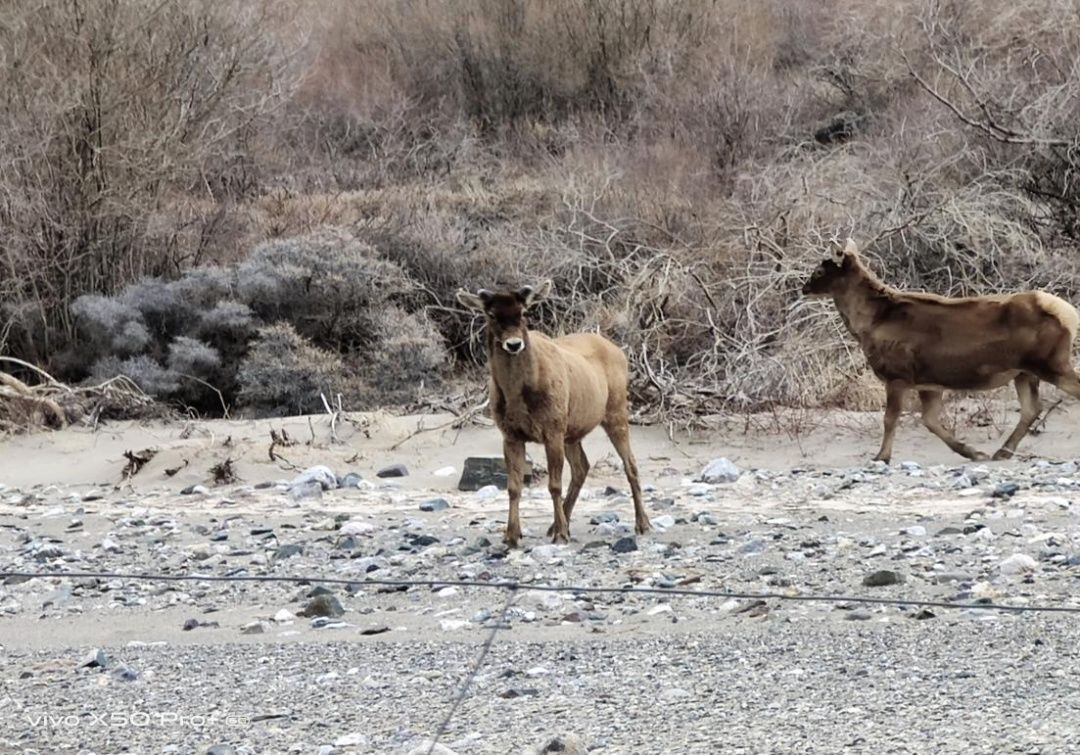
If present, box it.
[550,529,569,544]
[636,521,652,535]
[970,451,991,461]
[872,454,891,464]
[503,530,522,548]
[992,448,1013,461]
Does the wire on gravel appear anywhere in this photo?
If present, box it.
[3,569,1080,615]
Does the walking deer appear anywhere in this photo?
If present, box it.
[456,281,651,546]
[803,239,1080,462]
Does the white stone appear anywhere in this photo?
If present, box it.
[700,458,740,484]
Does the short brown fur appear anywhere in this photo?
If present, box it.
[457,281,651,546]
[803,239,1080,462]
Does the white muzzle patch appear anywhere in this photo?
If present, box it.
[502,338,525,355]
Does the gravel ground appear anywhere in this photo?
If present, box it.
[4,443,1080,753]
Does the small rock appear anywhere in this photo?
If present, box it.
[913,609,936,620]
[339,520,375,537]
[290,466,338,491]
[440,619,469,632]
[360,625,391,636]
[405,742,458,755]
[993,482,1021,499]
[241,621,269,635]
[274,609,296,623]
[181,485,209,496]
[739,539,766,555]
[999,553,1039,575]
[700,458,740,484]
[611,537,638,554]
[205,746,238,755]
[298,595,345,619]
[900,525,927,537]
[530,544,565,564]
[420,498,450,512]
[590,512,619,525]
[289,482,323,502]
[532,734,587,755]
[334,733,366,748]
[474,485,501,500]
[274,544,304,561]
[845,610,873,621]
[79,648,108,669]
[377,464,408,479]
[500,687,540,699]
[433,466,457,477]
[651,515,675,530]
[863,570,903,587]
[110,664,138,682]
[338,472,364,489]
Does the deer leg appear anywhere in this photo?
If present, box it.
[544,436,569,543]
[603,419,651,536]
[547,441,588,538]
[994,374,1041,460]
[503,438,526,547]
[919,389,988,461]
[873,382,907,463]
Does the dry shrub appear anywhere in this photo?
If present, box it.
[10,0,1080,427]
[0,0,297,364]
[236,323,353,417]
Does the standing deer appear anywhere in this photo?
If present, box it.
[803,238,1080,463]
[456,281,651,546]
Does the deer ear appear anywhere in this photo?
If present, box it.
[519,279,552,310]
[456,288,489,313]
[844,238,859,255]
[830,243,847,264]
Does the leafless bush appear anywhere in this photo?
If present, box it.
[0,0,297,365]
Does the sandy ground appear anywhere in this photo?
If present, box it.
[5,399,1080,494]
[3,402,1080,753]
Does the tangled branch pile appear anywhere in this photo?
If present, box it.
[0,358,162,434]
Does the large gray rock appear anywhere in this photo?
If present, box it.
[700,458,740,484]
[458,456,534,491]
[289,466,338,491]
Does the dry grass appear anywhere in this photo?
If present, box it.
[5,0,1080,427]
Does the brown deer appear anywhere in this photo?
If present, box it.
[803,238,1080,463]
[456,281,651,547]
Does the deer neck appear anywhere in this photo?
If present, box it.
[832,274,891,341]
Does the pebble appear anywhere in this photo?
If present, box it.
[611,537,638,554]
[999,553,1038,575]
[420,498,450,512]
[651,515,676,530]
[338,472,364,489]
[863,570,904,587]
[474,485,501,500]
[298,595,345,619]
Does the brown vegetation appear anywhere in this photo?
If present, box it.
[804,239,1080,462]
[458,282,650,546]
[5,0,1080,429]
